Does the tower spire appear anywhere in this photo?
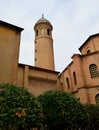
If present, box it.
[42,14,44,19]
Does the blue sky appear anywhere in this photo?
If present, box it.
[1,0,99,71]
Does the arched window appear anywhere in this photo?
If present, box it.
[73,71,77,84]
[87,50,91,54]
[36,30,38,36]
[95,94,99,104]
[85,47,91,54]
[89,64,99,78]
[47,29,50,35]
[66,77,70,89]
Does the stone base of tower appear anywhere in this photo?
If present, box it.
[17,64,59,96]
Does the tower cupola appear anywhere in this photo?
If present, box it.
[34,14,53,30]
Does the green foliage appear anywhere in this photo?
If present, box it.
[0,83,42,129]
[84,103,99,130]
[38,90,89,130]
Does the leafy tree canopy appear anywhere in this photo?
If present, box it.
[0,83,42,129]
[85,103,99,130]
[38,90,89,130]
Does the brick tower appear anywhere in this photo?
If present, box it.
[34,15,55,70]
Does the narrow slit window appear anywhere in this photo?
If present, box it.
[73,71,77,84]
[66,77,70,89]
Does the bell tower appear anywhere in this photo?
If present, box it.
[34,15,55,70]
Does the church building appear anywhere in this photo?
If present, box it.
[0,16,99,104]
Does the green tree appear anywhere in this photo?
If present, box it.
[38,90,89,130]
[85,103,99,130]
[0,83,42,130]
